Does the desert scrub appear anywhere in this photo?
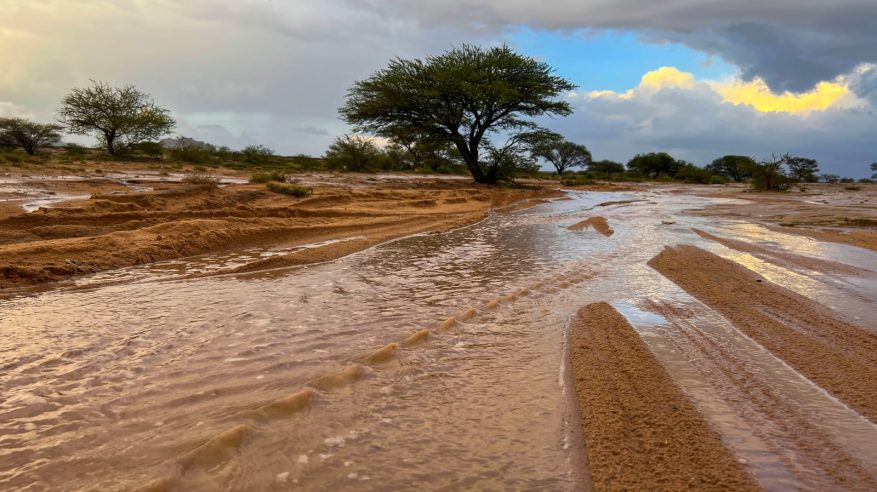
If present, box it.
[250,171,288,183]
[182,172,220,189]
[266,181,312,197]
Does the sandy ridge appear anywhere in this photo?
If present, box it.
[649,245,877,421]
[569,302,757,491]
[692,228,869,274]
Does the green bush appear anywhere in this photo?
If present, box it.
[560,174,596,186]
[266,181,312,197]
[250,171,288,183]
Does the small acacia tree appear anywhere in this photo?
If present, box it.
[627,152,680,179]
[324,134,381,171]
[0,118,64,155]
[531,138,592,176]
[751,154,794,191]
[706,155,756,182]
[870,162,876,179]
[588,160,625,176]
[58,81,175,155]
[340,44,575,183]
[785,156,819,182]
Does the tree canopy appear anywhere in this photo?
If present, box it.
[785,156,819,182]
[531,138,592,176]
[58,81,175,155]
[340,44,575,183]
[0,118,63,155]
[324,134,382,171]
[627,152,680,179]
[588,160,626,175]
[706,155,755,182]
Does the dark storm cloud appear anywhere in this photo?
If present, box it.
[367,0,877,91]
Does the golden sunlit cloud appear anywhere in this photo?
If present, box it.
[639,66,695,90]
[586,66,849,114]
[715,78,848,113]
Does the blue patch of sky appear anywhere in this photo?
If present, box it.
[506,27,737,92]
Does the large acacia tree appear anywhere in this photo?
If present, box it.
[58,81,175,155]
[340,45,575,183]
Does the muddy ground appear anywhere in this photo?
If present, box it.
[2,166,876,490]
[0,171,560,289]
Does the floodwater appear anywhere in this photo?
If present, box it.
[2,189,876,490]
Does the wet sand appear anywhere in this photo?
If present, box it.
[2,177,877,489]
[695,183,877,251]
[567,216,614,237]
[569,302,757,491]
[649,245,877,421]
[0,176,559,289]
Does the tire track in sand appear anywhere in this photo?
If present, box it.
[648,245,877,421]
[645,300,877,490]
[569,302,757,491]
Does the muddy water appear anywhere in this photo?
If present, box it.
[2,189,876,490]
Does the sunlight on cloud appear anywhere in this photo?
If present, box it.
[715,78,848,113]
[639,66,695,90]
[586,66,848,114]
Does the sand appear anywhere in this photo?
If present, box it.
[0,177,560,289]
[569,302,757,491]
[695,183,877,251]
[648,245,877,421]
[692,228,869,274]
[568,216,614,237]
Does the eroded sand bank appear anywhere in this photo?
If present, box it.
[0,176,559,289]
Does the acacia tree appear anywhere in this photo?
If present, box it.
[531,139,592,176]
[751,153,793,191]
[324,134,381,171]
[340,45,575,183]
[58,81,175,155]
[588,160,626,175]
[785,156,819,182]
[870,162,876,179]
[0,118,63,155]
[706,155,756,182]
[627,152,680,179]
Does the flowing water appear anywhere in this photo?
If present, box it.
[1,189,876,490]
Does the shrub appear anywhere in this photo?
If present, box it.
[182,172,219,189]
[266,181,312,197]
[131,141,164,158]
[560,174,596,186]
[65,143,90,157]
[324,134,381,171]
[242,144,275,165]
[250,171,288,183]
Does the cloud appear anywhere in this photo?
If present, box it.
[0,102,32,118]
[549,67,876,177]
[713,79,848,113]
[364,1,877,92]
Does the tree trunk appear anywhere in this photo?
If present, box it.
[106,133,116,155]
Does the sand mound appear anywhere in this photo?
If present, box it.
[568,216,614,237]
[569,302,757,491]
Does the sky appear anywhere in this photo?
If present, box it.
[1,0,875,177]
